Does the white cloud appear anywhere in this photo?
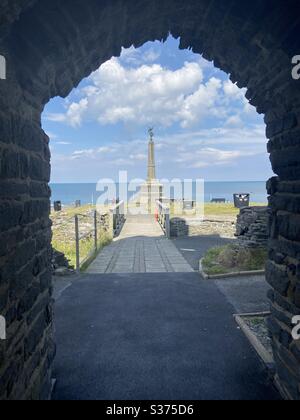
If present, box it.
[178,77,222,127]
[223,80,245,100]
[45,40,268,182]
[46,114,66,123]
[119,45,161,66]
[45,53,255,130]
[46,131,58,140]
[98,146,116,154]
[129,153,147,161]
[190,149,257,168]
[51,125,266,179]
[142,48,161,63]
[46,99,89,127]
[225,115,243,127]
[45,132,72,146]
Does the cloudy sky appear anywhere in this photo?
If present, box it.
[43,36,273,183]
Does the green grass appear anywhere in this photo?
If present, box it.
[170,202,268,218]
[51,205,112,269]
[204,202,268,217]
[50,204,95,220]
[204,203,239,217]
[202,244,267,276]
[248,317,265,327]
[52,230,111,270]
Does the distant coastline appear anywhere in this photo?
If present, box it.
[50,181,268,206]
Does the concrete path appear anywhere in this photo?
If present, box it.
[172,235,271,313]
[215,275,270,314]
[53,272,280,400]
[173,235,234,271]
[87,215,194,274]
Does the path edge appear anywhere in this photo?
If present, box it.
[199,258,265,280]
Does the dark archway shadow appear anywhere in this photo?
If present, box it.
[51,228,277,400]
[52,269,280,401]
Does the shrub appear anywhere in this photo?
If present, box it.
[202,244,267,276]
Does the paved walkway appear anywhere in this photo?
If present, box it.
[172,236,270,314]
[173,235,234,271]
[87,215,194,274]
[53,272,280,400]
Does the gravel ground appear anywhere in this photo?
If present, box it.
[243,316,273,355]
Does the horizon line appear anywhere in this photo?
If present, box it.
[50,180,267,185]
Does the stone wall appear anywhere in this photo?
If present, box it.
[99,213,111,235]
[266,179,300,400]
[0,91,55,399]
[51,249,74,276]
[51,211,112,276]
[0,0,299,400]
[235,206,270,249]
[170,217,235,238]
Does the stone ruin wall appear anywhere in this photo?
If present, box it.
[235,206,270,249]
[170,217,236,238]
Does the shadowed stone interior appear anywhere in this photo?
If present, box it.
[0,0,300,400]
[236,206,270,248]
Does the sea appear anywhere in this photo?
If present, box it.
[50,181,268,206]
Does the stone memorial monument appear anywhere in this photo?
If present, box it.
[138,128,163,214]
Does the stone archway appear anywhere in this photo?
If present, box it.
[0,0,300,400]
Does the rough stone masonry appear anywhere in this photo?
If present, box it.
[0,0,300,400]
[170,216,236,238]
[236,206,270,249]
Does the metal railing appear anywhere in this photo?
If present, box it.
[74,202,125,272]
[110,200,125,236]
[74,210,98,272]
[157,200,171,238]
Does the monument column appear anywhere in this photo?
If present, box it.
[147,128,156,181]
[138,128,163,214]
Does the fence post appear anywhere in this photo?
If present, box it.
[109,208,114,240]
[75,215,80,273]
[165,208,171,239]
[94,210,98,252]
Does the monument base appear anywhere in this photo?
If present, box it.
[138,181,163,214]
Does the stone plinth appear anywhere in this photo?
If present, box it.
[138,181,163,214]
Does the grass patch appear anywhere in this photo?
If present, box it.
[202,244,267,276]
[51,204,95,219]
[204,202,267,217]
[52,230,111,269]
[243,316,273,355]
[204,203,239,217]
[51,205,112,270]
[170,202,268,218]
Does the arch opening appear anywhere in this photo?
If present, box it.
[43,35,272,276]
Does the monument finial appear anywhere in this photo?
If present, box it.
[148,127,154,143]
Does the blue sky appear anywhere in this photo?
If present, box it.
[42,36,273,183]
